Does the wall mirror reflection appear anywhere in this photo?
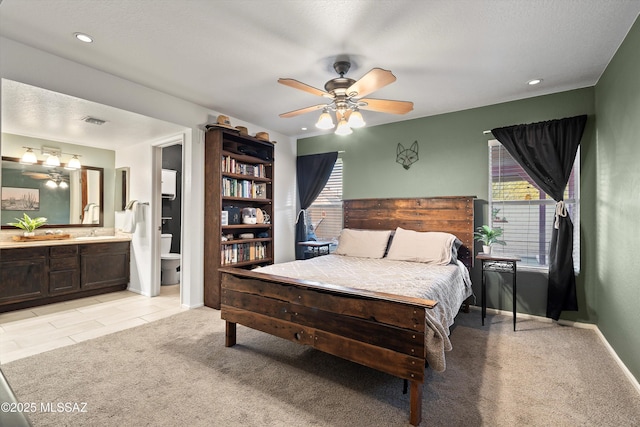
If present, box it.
[114,167,130,212]
[1,156,104,227]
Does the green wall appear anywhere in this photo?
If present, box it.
[594,17,640,382]
[299,88,596,323]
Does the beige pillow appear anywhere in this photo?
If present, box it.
[334,229,392,259]
[386,227,457,265]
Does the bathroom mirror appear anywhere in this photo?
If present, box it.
[114,167,130,211]
[1,156,104,228]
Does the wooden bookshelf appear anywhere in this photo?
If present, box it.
[204,128,275,309]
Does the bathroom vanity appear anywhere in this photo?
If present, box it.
[0,238,130,313]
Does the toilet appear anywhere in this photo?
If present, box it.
[161,234,181,285]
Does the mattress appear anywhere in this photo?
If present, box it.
[254,254,473,371]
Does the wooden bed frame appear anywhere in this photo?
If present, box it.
[219,196,475,426]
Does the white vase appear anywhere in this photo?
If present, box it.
[23,231,35,237]
[482,245,491,254]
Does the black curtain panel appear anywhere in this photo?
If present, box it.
[492,115,587,320]
[295,152,338,259]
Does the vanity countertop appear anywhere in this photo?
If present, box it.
[0,235,132,249]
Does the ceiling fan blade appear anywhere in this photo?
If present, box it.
[279,104,328,118]
[22,172,51,179]
[278,78,332,98]
[347,68,396,98]
[358,98,414,114]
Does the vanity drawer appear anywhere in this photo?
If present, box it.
[50,245,78,258]
[1,247,47,261]
[50,256,79,271]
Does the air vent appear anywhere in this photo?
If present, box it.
[81,116,107,125]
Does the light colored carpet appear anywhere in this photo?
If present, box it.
[2,307,639,427]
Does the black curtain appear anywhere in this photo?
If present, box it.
[492,115,587,320]
[295,152,338,259]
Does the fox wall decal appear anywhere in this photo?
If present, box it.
[396,141,419,170]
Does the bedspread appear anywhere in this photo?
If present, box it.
[254,255,473,372]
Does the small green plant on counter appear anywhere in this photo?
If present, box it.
[8,213,48,233]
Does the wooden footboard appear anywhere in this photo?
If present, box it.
[220,267,436,426]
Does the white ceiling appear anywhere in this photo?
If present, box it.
[1,0,639,146]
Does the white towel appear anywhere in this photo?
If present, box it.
[82,203,100,224]
[122,200,139,233]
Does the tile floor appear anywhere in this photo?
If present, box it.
[0,285,184,364]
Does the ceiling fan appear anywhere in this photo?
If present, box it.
[23,170,70,188]
[278,60,413,135]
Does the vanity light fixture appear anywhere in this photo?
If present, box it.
[42,147,62,168]
[20,146,82,169]
[65,155,82,170]
[44,153,61,167]
[74,32,93,43]
[20,148,38,165]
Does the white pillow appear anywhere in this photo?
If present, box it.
[334,229,392,259]
[385,227,457,265]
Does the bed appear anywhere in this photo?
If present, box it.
[219,196,475,426]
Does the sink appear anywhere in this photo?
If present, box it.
[75,235,118,240]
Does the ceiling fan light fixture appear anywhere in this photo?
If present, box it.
[347,109,366,128]
[20,148,38,165]
[45,179,58,188]
[59,180,69,189]
[315,110,335,129]
[335,118,353,136]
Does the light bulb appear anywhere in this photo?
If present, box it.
[20,148,38,165]
[347,110,366,128]
[315,111,334,129]
[65,155,82,170]
[45,154,60,167]
[335,118,352,136]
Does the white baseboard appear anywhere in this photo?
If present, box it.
[469,306,640,394]
[182,302,204,310]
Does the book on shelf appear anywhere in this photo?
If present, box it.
[222,155,266,178]
[221,241,267,265]
[222,177,269,199]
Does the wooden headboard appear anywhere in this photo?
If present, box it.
[343,196,475,269]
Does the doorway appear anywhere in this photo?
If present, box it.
[151,136,184,298]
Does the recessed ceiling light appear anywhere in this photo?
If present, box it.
[74,32,93,43]
[301,127,307,131]
[527,78,543,86]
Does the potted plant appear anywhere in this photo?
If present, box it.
[8,213,48,236]
[474,224,506,254]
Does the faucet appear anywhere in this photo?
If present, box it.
[90,228,98,237]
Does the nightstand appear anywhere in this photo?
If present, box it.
[476,253,521,331]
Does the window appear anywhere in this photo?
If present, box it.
[488,140,580,270]
[307,158,343,242]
